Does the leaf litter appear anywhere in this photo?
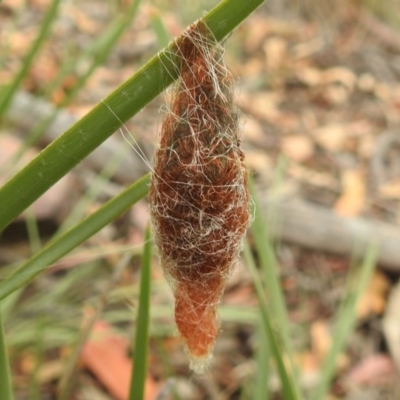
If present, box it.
[2,0,400,398]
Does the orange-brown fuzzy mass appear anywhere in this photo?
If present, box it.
[149,21,250,372]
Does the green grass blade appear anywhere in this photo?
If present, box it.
[0,311,14,400]
[57,254,133,400]
[248,177,299,378]
[129,227,152,400]
[56,141,129,235]
[312,244,378,400]
[0,174,150,301]
[244,242,303,400]
[0,290,22,322]
[150,11,171,48]
[0,0,265,232]
[29,327,45,400]
[24,209,42,253]
[66,0,142,101]
[254,316,271,400]
[0,0,61,117]
[3,0,142,171]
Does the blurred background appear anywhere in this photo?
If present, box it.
[1,0,400,399]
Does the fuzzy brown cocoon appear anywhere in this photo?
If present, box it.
[149,21,250,373]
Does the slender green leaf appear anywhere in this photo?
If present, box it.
[0,0,61,117]
[312,244,378,400]
[25,209,42,253]
[4,0,142,170]
[0,311,14,400]
[129,227,152,400]
[29,326,45,400]
[244,242,302,400]
[56,141,130,235]
[0,0,265,232]
[0,174,150,301]
[150,11,171,48]
[248,176,300,383]
[254,315,270,400]
[63,0,142,103]
[0,290,22,322]
[57,254,132,400]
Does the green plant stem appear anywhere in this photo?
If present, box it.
[0,0,265,232]
[312,244,378,400]
[0,174,150,301]
[55,141,130,236]
[25,210,42,253]
[0,311,14,400]
[248,176,299,380]
[3,0,142,171]
[57,253,133,400]
[0,0,61,117]
[129,228,152,400]
[254,315,270,400]
[244,242,302,400]
[150,11,170,48]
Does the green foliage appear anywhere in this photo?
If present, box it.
[129,228,152,400]
[0,174,150,301]
[0,0,61,117]
[0,313,14,400]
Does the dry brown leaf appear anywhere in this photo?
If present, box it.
[244,15,297,53]
[243,15,271,52]
[295,67,322,86]
[241,117,267,148]
[358,73,376,92]
[38,360,64,383]
[10,30,36,55]
[271,111,301,131]
[239,91,282,122]
[281,135,314,162]
[1,0,25,11]
[30,0,53,8]
[322,67,357,90]
[310,320,331,363]
[239,57,264,77]
[244,149,272,175]
[312,325,345,375]
[292,37,325,59]
[378,179,400,200]
[223,285,255,306]
[359,133,375,158]
[324,84,351,104]
[310,320,348,370]
[298,351,320,372]
[347,354,396,386]
[289,163,340,190]
[334,169,366,217]
[80,321,158,400]
[357,271,390,319]
[71,8,101,35]
[312,124,348,152]
[28,53,59,90]
[263,37,287,70]
[80,321,131,400]
[374,83,391,101]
